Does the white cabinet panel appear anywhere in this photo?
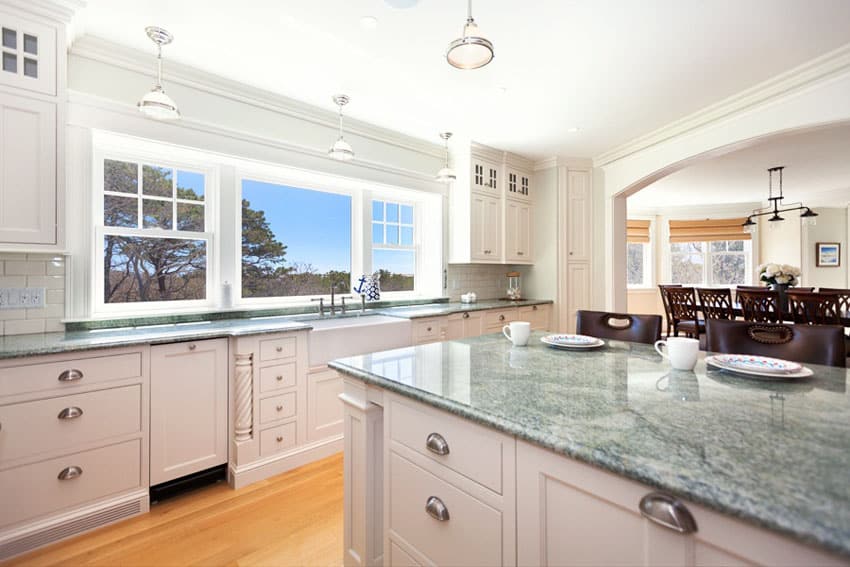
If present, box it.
[505,199,532,263]
[518,304,551,331]
[567,170,591,262]
[471,157,501,195]
[0,92,55,244]
[471,193,502,262]
[150,339,228,485]
[566,263,591,333]
[307,367,344,441]
[506,167,531,201]
[0,9,57,96]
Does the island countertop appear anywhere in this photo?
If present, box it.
[329,331,850,558]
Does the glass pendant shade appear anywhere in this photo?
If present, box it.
[328,137,355,161]
[446,2,493,69]
[436,166,456,183]
[138,85,181,120]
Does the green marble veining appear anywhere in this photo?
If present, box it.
[329,332,850,558]
[376,298,552,319]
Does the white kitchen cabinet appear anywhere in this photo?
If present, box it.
[506,167,531,201]
[446,310,483,340]
[412,316,448,345]
[518,303,551,331]
[471,156,501,196]
[150,339,228,486]
[516,440,844,567]
[567,169,591,262]
[0,92,55,244]
[307,367,343,441]
[0,8,57,96]
[565,262,591,333]
[504,198,532,264]
[471,192,502,262]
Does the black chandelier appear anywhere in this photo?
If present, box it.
[742,166,817,231]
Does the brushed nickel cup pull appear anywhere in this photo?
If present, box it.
[425,496,450,521]
[639,492,698,534]
[276,405,283,411]
[58,369,83,382]
[58,466,83,480]
[188,344,197,350]
[276,375,283,381]
[518,251,524,256]
[276,346,283,352]
[425,432,450,455]
[57,407,83,420]
[276,436,283,442]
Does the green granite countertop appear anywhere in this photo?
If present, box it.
[375,298,551,319]
[329,332,850,558]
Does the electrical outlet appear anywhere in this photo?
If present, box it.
[0,287,46,309]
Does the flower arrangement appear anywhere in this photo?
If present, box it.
[758,263,801,286]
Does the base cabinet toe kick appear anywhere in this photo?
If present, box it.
[339,379,849,567]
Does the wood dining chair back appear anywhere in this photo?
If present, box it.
[818,288,850,314]
[658,284,682,338]
[706,319,846,367]
[786,290,841,325]
[664,286,703,338]
[737,289,783,323]
[696,288,735,320]
[576,310,662,345]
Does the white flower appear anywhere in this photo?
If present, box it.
[775,275,790,284]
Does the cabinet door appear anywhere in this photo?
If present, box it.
[506,167,531,201]
[483,196,502,260]
[463,311,483,337]
[0,9,57,96]
[471,157,501,195]
[566,263,591,333]
[567,170,591,262]
[471,193,487,260]
[0,92,55,244]
[505,200,532,263]
[150,338,228,485]
[307,367,344,441]
[446,313,464,340]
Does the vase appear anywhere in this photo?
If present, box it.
[770,283,790,312]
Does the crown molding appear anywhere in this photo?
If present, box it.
[533,156,593,171]
[629,201,762,218]
[594,41,850,168]
[4,0,85,23]
[69,34,444,161]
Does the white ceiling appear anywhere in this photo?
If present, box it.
[75,0,850,160]
[627,123,850,209]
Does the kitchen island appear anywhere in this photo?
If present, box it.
[330,332,850,566]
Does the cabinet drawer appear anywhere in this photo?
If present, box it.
[259,336,297,362]
[259,392,297,424]
[259,362,297,393]
[389,452,502,567]
[390,397,505,494]
[483,308,517,331]
[0,439,142,529]
[413,318,443,343]
[390,541,422,567]
[518,304,550,331]
[0,352,143,398]
[260,422,297,457]
[0,385,141,465]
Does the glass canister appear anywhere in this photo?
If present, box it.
[506,271,521,300]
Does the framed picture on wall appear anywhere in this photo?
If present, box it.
[816,242,841,267]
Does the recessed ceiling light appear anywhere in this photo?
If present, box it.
[360,16,378,30]
[384,0,418,8]
[567,126,580,133]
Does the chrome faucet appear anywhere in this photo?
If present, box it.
[329,281,351,316]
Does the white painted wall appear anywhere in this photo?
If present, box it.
[801,207,848,288]
[521,167,558,301]
[759,216,802,270]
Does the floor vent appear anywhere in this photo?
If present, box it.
[0,499,142,560]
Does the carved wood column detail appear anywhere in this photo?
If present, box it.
[234,352,253,442]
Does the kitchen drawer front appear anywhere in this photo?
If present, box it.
[0,352,143,398]
[483,308,518,331]
[0,439,142,529]
[0,385,141,465]
[389,541,423,567]
[259,336,297,362]
[259,392,297,424]
[413,318,443,344]
[389,452,502,567]
[390,397,505,494]
[260,422,297,457]
[259,362,297,393]
[518,304,550,330]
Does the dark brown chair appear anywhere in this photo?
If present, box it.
[576,310,662,345]
[696,288,735,320]
[737,289,783,323]
[786,290,841,325]
[818,288,850,314]
[658,284,682,338]
[664,286,705,338]
[705,319,846,367]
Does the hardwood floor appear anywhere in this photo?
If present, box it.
[7,453,344,567]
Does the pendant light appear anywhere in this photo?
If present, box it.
[742,166,818,233]
[137,27,181,121]
[328,94,355,161]
[446,0,494,70]
[435,132,456,183]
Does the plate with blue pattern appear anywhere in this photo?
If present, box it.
[705,354,812,379]
[541,334,605,350]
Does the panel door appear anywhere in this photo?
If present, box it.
[307,367,344,441]
[506,167,531,201]
[567,170,591,262]
[505,199,532,263]
[0,9,57,95]
[566,262,591,333]
[150,338,228,485]
[470,193,487,260]
[471,157,501,196]
[483,196,502,261]
[0,92,55,244]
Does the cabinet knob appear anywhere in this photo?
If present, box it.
[517,251,524,256]
[425,496,450,521]
[276,375,284,381]
[425,432,450,455]
[58,466,83,481]
[532,305,538,311]
[57,407,84,420]
[462,312,469,319]
[276,436,284,443]
[639,492,698,534]
[188,343,197,350]
[499,314,505,321]
[276,405,284,412]
[569,251,574,256]
[58,369,83,382]
[276,346,283,352]
[427,326,432,332]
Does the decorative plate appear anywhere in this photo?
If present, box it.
[705,355,812,380]
[541,334,605,350]
[708,354,802,375]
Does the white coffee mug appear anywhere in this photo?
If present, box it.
[654,337,700,371]
[503,321,532,347]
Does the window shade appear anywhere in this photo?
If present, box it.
[668,218,751,243]
[627,219,651,243]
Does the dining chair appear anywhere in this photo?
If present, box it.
[576,310,662,345]
[737,289,783,323]
[786,290,841,325]
[664,286,704,338]
[658,284,682,338]
[818,288,850,313]
[705,319,846,367]
[696,288,735,320]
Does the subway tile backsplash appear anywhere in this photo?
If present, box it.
[446,264,520,301]
[0,254,65,335]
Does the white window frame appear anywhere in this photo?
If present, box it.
[92,146,219,317]
[370,198,418,294]
[667,239,752,287]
